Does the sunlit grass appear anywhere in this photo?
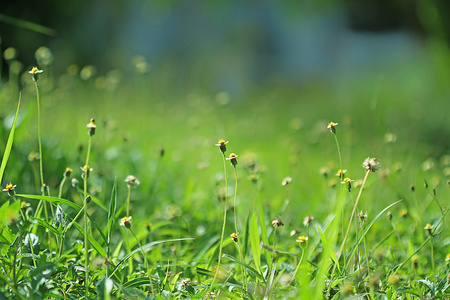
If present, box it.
[0,45,449,298]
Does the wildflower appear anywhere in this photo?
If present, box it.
[387,211,392,220]
[215,139,228,154]
[28,151,40,162]
[446,253,450,264]
[358,211,368,223]
[303,215,314,227]
[341,177,354,191]
[399,209,407,218]
[362,157,381,172]
[21,201,30,209]
[410,185,415,192]
[296,236,308,244]
[226,153,238,167]
[87,118,96,136]
[64,167,72,178]
[248,173,259,184]
[120,216,132,229]
[29,66,43,81]
[327,122,338,134]
[125,175,140,188]
[319,167,330,178]
[424,223,433,235]
[290,229,301,236]
[3,183,17,196]
[272,219,284,228]
[230,232,238,242]
[71,178,79,187]
[336,169,347,178]
[281,176,292,186]
[81,165,93,179]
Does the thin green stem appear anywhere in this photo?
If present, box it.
[211,153,228,293]
[332,133,344,181]
[232,166,246,290]
[83,134,92,297]
[290,246,305,285]
[130,228,154,295]
[126,186,131,217]
[34,80,45,194]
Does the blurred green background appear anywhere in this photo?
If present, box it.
[1,0,450,220]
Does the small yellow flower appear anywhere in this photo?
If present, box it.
[125,175,140,188]
[424,223,433,235]
[29,66,43,81]
[64,167,72,178]
[3,183,17,196]
[230,232,238,242]
[362,157,381,172]
[341,177,354,191]
[120,216,132,229]
[445,253,450,263]
[226,153,238,166]
[215,139,229,154]
[399,209,407,218]
[87,118,97,136]
[296,236,308,244]
[281,176,292,186]
[336,169,347,177]
[81,165,93,179]
[327,122,338,134]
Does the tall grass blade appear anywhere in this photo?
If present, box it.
[249,212,261,275]
[0,95,20,185]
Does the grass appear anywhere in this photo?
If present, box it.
[0,44,449,299]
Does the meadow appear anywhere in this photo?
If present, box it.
[0,44,449,299]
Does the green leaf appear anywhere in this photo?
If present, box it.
[107,179,117,258]
[249,212,261,274]
[72,222,107,257]
[109,238,194,278]
[0,200,21,228]
[17,194,81,210]
[317,226,340,273]
[222,254,264,281]
[0,95,20,185]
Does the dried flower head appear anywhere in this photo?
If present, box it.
[358,211,368,223]
[120,216,132,229]
[272,219,284,228]
[303,215,314,227]
[226,153,238,167]
[362,157,381,172]
[87,118,97,136]
[3,183,17,196]
[215,139,228,154]
[125,175,140,188]
[230,232,238,242]
[296,236,309,244]
[327,122,338,134]
[281,176,292,186]
[29,66,43,81]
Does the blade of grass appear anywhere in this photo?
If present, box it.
[73,222,107,257]
[249,212,262,275]
[0,95,20,185]
[109,238,194,278]
[107,179,117,258]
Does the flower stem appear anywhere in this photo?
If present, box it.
[232,166,246,290]
[83,134,92,297]
[130,228,154,295]
[211,153,228,293]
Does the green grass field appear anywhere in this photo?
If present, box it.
[0,44,449,299]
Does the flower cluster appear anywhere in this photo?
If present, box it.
[362,157,381,172]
